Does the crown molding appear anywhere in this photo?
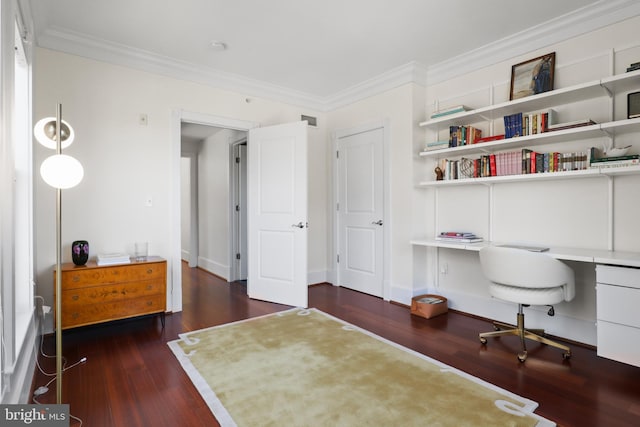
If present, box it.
[37,26,427,112]
[34,1,640,112]
[37,26,329,111]
[427,0,640,85]
[322,61,427,111]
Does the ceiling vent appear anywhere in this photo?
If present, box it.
[301,115,317,127]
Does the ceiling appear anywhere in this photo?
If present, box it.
[26,0,636,110]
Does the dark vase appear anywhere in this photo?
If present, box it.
[72,240,89,266]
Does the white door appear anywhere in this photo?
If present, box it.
[337,126,384,297]
[247,121,308,308]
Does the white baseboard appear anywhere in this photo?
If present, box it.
[197,256,229,281]
[391,285,596,346]
[308,270,327,285]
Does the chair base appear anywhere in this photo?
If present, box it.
[479,310,571,362]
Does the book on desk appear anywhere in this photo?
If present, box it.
[436,231,483,243]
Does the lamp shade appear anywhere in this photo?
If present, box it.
[34,117,75,149]
[40,154,84,189]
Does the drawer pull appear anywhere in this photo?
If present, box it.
[72,275,80,282]
[146,301,153,306]
[72,313,79,319]
[72,295,79,301]
[147,269,153,275]
[146,285,153,290]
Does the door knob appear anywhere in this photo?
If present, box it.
[291,222,305,228]
[371,220,383,226]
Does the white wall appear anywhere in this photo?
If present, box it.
[197,128,235,278]
[180,156,191,260]
[33,48,328,329]
[327,83,426,302]
[417,16,640,345]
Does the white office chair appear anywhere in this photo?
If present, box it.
[478,246,575,362]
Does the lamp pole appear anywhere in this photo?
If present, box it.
[55,103,63,404]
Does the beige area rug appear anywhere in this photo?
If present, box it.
[168,308,554,427]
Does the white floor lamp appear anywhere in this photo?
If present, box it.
[34,103,84,404]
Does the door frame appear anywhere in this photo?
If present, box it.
[331,119,391,300]
[229,137,248,282]
[171,110,259,312]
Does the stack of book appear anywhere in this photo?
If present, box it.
[435,232,483,243]
[627,61,640,72]
[430,105,468,119]
[97,253,131,266]
[546,119,596,132]
[422,140,449,151]
[589,154,640,169]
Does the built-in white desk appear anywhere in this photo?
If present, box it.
[410,238,640,267]
[411,238,640,367]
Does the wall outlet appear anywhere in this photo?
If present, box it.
[440,263,448,275]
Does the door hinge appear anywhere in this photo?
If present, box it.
[336,150,339,159]
[236,253,241,260]
[337,254,340,263]
[235,156,240,163]
[336,203,339,211]
[235,204,240,212]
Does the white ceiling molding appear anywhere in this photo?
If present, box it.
[35,1,640,112]
[322,61,427,111]
[427,0,640,86]
[37,26,328,111]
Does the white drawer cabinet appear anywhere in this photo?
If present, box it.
[596,264,640,367]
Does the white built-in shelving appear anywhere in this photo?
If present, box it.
[417,69,640,187]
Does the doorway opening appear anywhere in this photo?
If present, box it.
[180,125,248,280]
[171,111,258,312]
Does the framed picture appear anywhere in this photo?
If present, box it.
[510,52,555,100]
[628,91,640,119]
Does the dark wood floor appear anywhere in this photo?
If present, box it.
[32,263,640,426]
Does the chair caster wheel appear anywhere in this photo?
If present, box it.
[479,337,487,345]
[517,352,527,362]
[562,352,571,360]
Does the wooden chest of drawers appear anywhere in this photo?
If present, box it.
[55,256,166,329]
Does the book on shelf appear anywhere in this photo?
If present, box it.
[503,109,555,138]
[448,125,482,147]
[422,140,449,151]
[590,154,640,168]
[546,119,596,132]
[590,154,640,163]
[437,146,593,182]
[430,105,468,119]
[475,134,505,143]
[627,63,640,72]
[97,253,131,266]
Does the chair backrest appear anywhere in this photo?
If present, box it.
[479,246,575,301]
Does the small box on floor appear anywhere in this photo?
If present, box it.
[411,294,448,319]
